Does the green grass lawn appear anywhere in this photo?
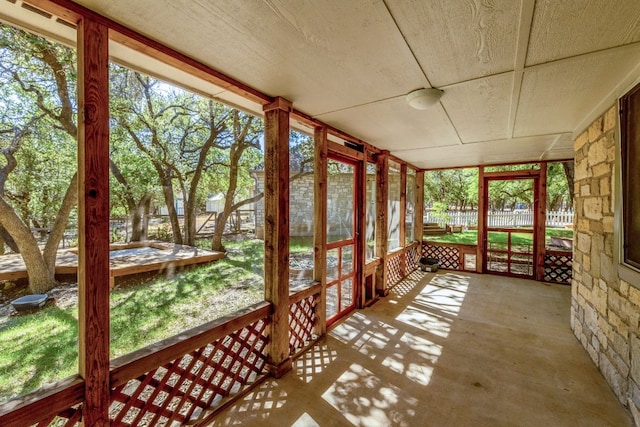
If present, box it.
[0,238,266,404]
[424,228,574,248]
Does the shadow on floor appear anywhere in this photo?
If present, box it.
[212,271,631,427]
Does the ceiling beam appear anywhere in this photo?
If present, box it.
[508,0,536,139]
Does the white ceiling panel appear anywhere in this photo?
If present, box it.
[316,97,461,152]
[396,135,562,169]
[77,0,427,116]
[441,72,514,143]
[6,0,640,170]
[515,43,640,137]
[386,0,521,87]
[527,0,640,66]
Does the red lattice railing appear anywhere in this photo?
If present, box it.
[0,377,84,427]
[109,303,271,426]
[405,243,420,273]
[422,242,461,270]
[386,250,403,288]
[289,285,320,356]
[544,250,573,285]
[32,406,83,427]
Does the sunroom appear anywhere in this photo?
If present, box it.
[0,0,639,426]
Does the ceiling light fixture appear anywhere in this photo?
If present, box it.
[406,88,443,110]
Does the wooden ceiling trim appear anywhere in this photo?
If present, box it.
[25,0,272,105]
[22,0,426,170]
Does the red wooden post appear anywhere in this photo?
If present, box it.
[77,17,110,426]
[415,170,425,251]
[535,162,548,280]
[477,166,485,273]
[399,163,407,277]
[314,126,328,333]
[376,151,389,295]
[263,97,292,378]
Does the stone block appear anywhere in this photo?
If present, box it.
[593,286,607,314]
[577,218,590,231]
[583,272,593,290]
[606,344,630,379]
[621,280,630,298]
[583,198,603,220]
[604,234,615,257]
[583,254,591,272]
[609,309,629,338]
[588,137,609,166]
[580,184,591,196]
[602,216,614,234]
[577,232,592,253]
[574,252,583,267]
[575,159,588,181]
[593,162,612,178]
[588,117,604,142]
[578,294,586,308]
[584,303,598,331]
[604,107,617,132]
[609,289,631,324]
[607,145,616,162]
[630,285,640,308]
[629,379,640,412]
[600,176,611,196]
[588,342,599,364]
[590,220,604,235]
[600,354,628,404]
[599,315,612,340]
[600,254,615,283]
[574,131,589,151]
[632,334,640,385]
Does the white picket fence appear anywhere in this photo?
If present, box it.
[424,210,574,228]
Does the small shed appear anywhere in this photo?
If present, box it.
[206,193,225,213]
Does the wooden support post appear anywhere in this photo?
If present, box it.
[477,166,485,273]
[535,162,548,281]
[376,152,389,295]
[355,153,366,308]
[415,171,425,246]
[77,18,110,427]
[399,163,407,277]
[263,97,292,378]
[313,126,328,334]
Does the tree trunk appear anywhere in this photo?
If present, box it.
[129,193,152,242]
[0,196,55,293]
[160,173,182,244]
[562,161,575,209]
[42,173,77,273]
[142,195,151,240]
[184,204,197,246]
[0,226,19,253]
[130,209,143,242]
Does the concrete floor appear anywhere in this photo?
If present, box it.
[211,271,632,427]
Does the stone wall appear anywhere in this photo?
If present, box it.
[571,105,640,421]
[253,171,354,237]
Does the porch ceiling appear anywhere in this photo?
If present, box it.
[5,0,640,169]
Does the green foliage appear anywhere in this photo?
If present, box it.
[547,161,572,210]
[0,238,265,403]
[424,228,574,246]
[487,179,533,211]
[0,23,77,228]
[424,168,478,210]
[431,201,451,225]
[424,163,572,213]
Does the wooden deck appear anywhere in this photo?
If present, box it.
[0,242,225,283]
